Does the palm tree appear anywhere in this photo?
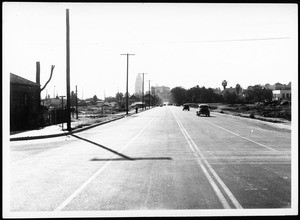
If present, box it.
[235,84,241,94]
[222,80,227,90]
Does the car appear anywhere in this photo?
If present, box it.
[196,104,210,116]
[182,104,190,111]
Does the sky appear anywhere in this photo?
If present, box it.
[3,2,298,100]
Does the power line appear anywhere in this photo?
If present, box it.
[192,37,291,43]
[138,37,291,45]
[72,37,291,47]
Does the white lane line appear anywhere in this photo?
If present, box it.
[175,118,231,209]
[174,113,243,209]
[54,112,159,211]
[202,118,278,152]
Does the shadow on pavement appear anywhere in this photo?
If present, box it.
[71,134,134,160]
[90,157,172,161]
[71,134,173,161]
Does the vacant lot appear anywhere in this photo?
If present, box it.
[209,103,291,124]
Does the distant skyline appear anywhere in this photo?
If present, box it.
[3,3,298,99]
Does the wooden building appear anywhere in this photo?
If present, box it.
[10,73,40,131]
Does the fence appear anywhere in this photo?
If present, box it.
[49,108,68,125]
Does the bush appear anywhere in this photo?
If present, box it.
[250,113,255,118]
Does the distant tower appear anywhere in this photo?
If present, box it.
[135,73,142,95]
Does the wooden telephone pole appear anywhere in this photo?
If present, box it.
[148,80,151,108]
[121,53,135,115]
[76,85,78,119]
[66,9,71,131]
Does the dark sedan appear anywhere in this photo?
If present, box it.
[182,104,190,111]
[196,104,210,116]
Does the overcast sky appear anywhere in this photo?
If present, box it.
[3,3,298,99]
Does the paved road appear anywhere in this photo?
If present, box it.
[9,106,291,213]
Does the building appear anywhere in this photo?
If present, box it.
[271,82,291,101]
[272,90,292,101]
[153,85,170,93]
[134,73,143,95]
[152,85,171,103]
[274,82,291,90]
[10,73,41,131]
[264,82,291,91]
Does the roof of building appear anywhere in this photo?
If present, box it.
[10,73,40,87]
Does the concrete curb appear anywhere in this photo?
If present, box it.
[10,112,136,142]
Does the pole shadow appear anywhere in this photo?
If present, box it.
[71,134,172,161]
[90,157,172,161]
[71,134,134,160]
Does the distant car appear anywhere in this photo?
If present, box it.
[182,104,190,111]
[196,104,210,116]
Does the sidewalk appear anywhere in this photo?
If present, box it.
[10,110,137,141]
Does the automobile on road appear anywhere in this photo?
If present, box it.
[196,104,210,116]
[182,104,190,111]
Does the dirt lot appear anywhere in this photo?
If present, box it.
[209,102,291,124]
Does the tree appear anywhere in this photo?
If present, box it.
[40,65,55,91]
[115,92,125,110]
[224,91,238,104]
[186,86,201,103]
[222,80,227,90]
[116,92,124,100]
[170,87,187,105]
[185,85,225,104]
[244,85,272,103]
[70,91,77,107]
[105,96,117,102]
[92,95,98,105]
[235,84,241,95]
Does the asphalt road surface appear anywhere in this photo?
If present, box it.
[9,106,291,214]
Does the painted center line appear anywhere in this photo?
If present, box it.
[171,109,243,209]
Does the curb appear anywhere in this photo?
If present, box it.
[10,112,137,142]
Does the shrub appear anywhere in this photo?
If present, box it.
[250,113,255,118]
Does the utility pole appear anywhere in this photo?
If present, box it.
[36,61,41,115]
[121,53,135,115]
[66,9,71,131]
[148,80,151,109]
[139,73,148,110]
[153,88,156,106]
[75,85,78,119]
[59,95,65,130]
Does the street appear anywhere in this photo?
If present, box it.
[9,106,291,213]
